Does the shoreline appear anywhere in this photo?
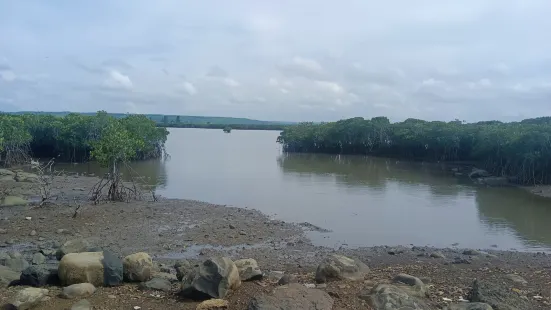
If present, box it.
[1,175,551,309]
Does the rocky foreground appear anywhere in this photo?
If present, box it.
[0,172,550,309]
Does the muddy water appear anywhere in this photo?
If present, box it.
[57,128,551,251]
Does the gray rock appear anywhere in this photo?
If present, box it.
[463,249,482,256]
[123,252,153,282]
[31,253,45,265]
[152,272,178,283]
[248,283,333,310]
[361,284,430,310]
[467,279,529,310]
[174,260,193,281]
[29,230,37,236]
[102,250,123,286]
[9,287,49,310]
[14,172,38,183]
[445,302,494,310]
[277,274,297,286]
[392,274,427,297]
[138,277,172,292]
[71,299,92,310]
[0,252,10,265]
[56,238,99,260]
[5,257,29,273]
[0,266,20,287]
[61,283,96,299]
[181,257,241,299]
[234,258,262,281]
[265,270,285,283]
[469,168,490,179]
[315,254,369,283]
[20,265,59,287]
[430,251,446,259]
[0,168,15,176]
[1,196,28,207]
[504,274,527,285]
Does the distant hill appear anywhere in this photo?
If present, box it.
[8,111,294,126]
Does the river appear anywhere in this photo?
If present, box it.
[60,128,551,252]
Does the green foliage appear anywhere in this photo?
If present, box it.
[278,116,551,185]
[164,123,286,131]
[90,120,144,167]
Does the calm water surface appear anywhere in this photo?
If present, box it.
[64,128,551,251]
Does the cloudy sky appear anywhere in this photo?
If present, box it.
[1,0,551,122]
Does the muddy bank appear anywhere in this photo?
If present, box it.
[1,175,551,309]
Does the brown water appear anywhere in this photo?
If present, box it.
[59,128,551,251]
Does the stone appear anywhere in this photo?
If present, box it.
[265,270,284,283]
[102,250,123,286]
[31,253,45,265]
[467,279,529,310]
[248,283,333,310]
[71,299,92,310]
[14,172,38,183]
[175,260,193,281]
[234,258,262,281]
[445,303,494,310]
[392,274,427,297]
[463,249,482,256]
[61,283,96,299]
[0,265,20,287]
[20,265,59,287]
[1,196,28,207]
[362,284,430,310]
[56,239,99,260]
[0,228,6,234]
[0,168,15,176]
[58,252,104,286]
[504,274,527,285]
[152,272,178,283]
[469,169,490,179]
[196,299,229,309]
[29,230,37,236]
[9,287,49,310]
[181,257,241,299]
[277,274,297,285]
[315,254,369,283]
[430,251,446,259]
[5,256,29,273]
[138,277,171,292]
[123,252,153,282]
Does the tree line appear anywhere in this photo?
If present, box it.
[161,122,286,131]
[0,111,169,166]
[277,116,551,185]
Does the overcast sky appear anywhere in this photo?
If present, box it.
[1,0,551,122]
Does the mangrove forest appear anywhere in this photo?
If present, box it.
[277,116,551,185]
[0,111,169,166]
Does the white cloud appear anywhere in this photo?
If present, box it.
[315,80,344,93]
[268,77,278,86]
[182,81,197,95]
[467,78,492,89]
[104,70,133,90]
[421,78,444,86]
[0,70,16,82]
[292,57,323,74]
[222,77,240,87]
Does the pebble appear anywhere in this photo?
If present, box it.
[229,224,236,229]
[304,283,316,288]
[108,295,116,299]
[25,217,32,220]
[29,230,37,236]
[239,230,247,235]
[0,228,7,234]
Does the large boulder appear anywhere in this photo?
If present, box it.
[71,299,92,310]
[361,284,431,310]
[20,265,59,287]
[4,255,29,272]
[175,260,193,281]
[14,172,38,183]
[0,168,15,176]
[445,303,494,310]
[467,279,529,310]
[8,287,49,310]
[58,252,122,286]
[1,196,28,207]
[234,258,262,281]
[248,283,333,310]
[138,277,172,292]
[181,257,241,299]
[0,265,20,287]
[61,283,96,299]
[315,254,369,283]
[123,252,153,282]
[56,238,99,260]
[102,250,123,286]
[392,274,427,297]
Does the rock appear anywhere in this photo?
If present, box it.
[58,252,104,286]
[228,224,236,229]
[20,265,59,287]
[445,303,494,310]
[504,274,527,285]
[123,252,153,282]
[0,228,6,234]
[9,287,49,310]
[29,230,37,236]
[239,230,247,235]
[102,250,123,286]
[175,260,193,281]
[469,168,490,179]
[0,266,20,287]
[181,257,241,299]
[452,257,472,264]
[14,172,38,183]
[430,251,446,259]
[61,283,96,299]
[5,256,29,272]
[361,284,430,310]
[196,299,228,309]
[315,254,369,283]
[138,277,171,292]
[31,253,45,265]
[277,274,297,285]
[265,270,285,283]
[248,283,333,310]
[57,229,71,235]
[234,258,262,281]
[56,239,99,260]
[153,272,178,283]
[71,299,92,310]
[463,249,482,256]
[467,279,529,310]
[0,169,15,176]
[1,196,28,207]
[392,274,427,297]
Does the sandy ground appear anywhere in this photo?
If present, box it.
[1,176,551,309]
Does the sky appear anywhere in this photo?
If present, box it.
[1,0,551,122]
